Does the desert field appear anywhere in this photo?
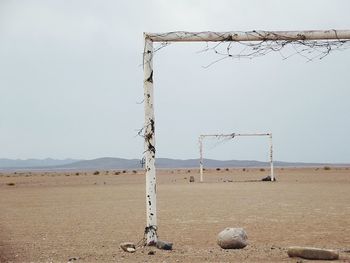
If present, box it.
[0,167,349,262]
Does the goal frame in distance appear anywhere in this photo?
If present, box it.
[199,133,274,182]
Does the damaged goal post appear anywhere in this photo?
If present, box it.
[199,133,274,183]
[142,30,350,245]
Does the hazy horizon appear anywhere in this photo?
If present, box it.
[1,156,349,165]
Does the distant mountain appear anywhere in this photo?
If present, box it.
[0,158,80,169]
[57,157,142,170]
[151,158,331,169]
[0,157,346,171]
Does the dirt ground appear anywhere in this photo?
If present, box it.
[0,167,349,262]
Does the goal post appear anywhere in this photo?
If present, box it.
[199,133,274,182]
[142,30,350,245]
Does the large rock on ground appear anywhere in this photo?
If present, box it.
[287,246,339,260]
[217,227,248,249]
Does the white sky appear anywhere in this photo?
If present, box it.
[0,0,350,163]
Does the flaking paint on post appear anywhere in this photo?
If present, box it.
[143,37,157,244]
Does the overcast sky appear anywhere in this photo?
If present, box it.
[1,0,350,163]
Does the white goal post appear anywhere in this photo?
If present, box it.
[142,30,350,245]
[199,133,274,183]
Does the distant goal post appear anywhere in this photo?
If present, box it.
[199,133,274,182]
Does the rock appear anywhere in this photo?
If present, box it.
[120,242,136,253]
[287,246,339,260]
[261,176,272,181]
[126,247,136,253]
[156,240,173,250]
[148,250,156,255]
[217,228,248,249]
[189,176,195,182]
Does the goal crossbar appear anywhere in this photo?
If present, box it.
[142,29,350,245]
[145,30,350,42]
[199,133,274,183]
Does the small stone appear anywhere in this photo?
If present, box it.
[156,240,173,250]
[126,247,136,253]
[217,227,248,249]
[120,242,136,253]
[261,176,272,181]
[287,246,339,260]
[189,176,195,182]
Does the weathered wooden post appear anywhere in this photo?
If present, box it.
[199,135,204,182]
[269,133,274,181]
[143,35,157,245]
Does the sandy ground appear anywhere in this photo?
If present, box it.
[0,167,350,263]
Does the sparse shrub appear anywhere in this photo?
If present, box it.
[105,171,109,174]
[7,182,15,186]
[260,168,265,172]
[122,170,127,173]
[93,171,100,175]
[216,168,221,171]
[324,166,331,170]
[187,170,191,173]
[65,174,70,176]
[242,168,246,172]
[75,172,79,176]
[115,171,121,175]
[132,170,137,174]
[225,168,229,171]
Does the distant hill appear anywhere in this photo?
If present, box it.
[57,157,142,170]
[0,157,347,171]
[0,158,79,169]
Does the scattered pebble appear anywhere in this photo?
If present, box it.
[120,242,136,253]
[156,240,173,250]
[261,175,274,181]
